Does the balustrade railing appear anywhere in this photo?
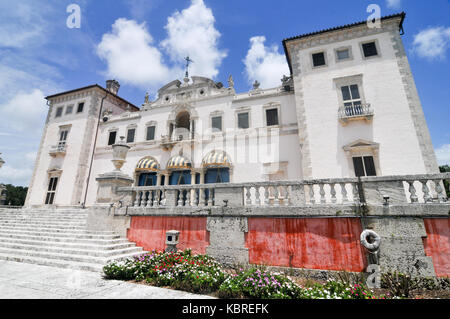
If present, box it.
[117,173,450,209]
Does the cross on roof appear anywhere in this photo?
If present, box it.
[184,56,194,78]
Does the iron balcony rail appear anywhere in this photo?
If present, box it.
[339,103,373,119]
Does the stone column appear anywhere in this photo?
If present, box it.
[206,217,249,267]
[164,172,170,186]
[156,173,162,186]
[190,171,197,206]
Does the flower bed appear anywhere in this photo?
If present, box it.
[104,249,226,294]
[103,250,385,299]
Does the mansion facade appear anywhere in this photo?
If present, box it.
[25,13,440,208]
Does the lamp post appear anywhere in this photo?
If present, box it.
[111,136,130,172]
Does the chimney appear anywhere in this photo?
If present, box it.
[106,80,120,95]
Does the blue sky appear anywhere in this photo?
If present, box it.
[0,0,449,186]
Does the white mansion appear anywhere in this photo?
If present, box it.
[25,13,440,208]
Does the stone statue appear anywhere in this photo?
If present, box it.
[253,80,260,90]
[228,75,234,88]
[144,92,149,104]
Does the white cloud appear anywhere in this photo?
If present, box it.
[161,0,227,79]
[0,165,34,187]
[125,0,162,21]
[0,89,47,134]
[96,0,226,90]
[0,1,50,48]
[412,27,450,60]
[243,36,289,89]
[386,0,402,9]
[436,144,450,166]
[97,18,177,88]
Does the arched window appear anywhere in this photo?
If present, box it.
[135,157,160,187]
[202,150,231,184]
[167,155,192,185]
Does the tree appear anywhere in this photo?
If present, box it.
[3,184,28,206]
[439,165,450,198]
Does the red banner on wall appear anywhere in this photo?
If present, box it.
[246,218,367,272]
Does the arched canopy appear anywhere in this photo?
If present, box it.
[167,155,192,170]
[202,150,232,168]
[136,156,160,172]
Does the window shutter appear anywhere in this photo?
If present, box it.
[266,109,279,126]
[362,42,378,57]
[353,157,365,177]
[212,116,222,131]
[127,129,135,143]
[108,131,117,145]
[364,156,377,176]
[238,113,249,129]
[147,126,155,140]
[312,52,326,66]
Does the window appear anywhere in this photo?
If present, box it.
[45,177,58,205]
[336,49,350,61]
[352,156,377,177]
[237,112,249,129]
[55,107,63,118]
[58,130,69,149]
[126,129,135,143]
[312,52,326,67]
[362,42,378,58]
[146,126,156,141]
[65,105,73,115]
[211,116,222,132]
[341,84,362,115]
[266,108,279,126]
[77,102,84,113]
[108,131,117,145]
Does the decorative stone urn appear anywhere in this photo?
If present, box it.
[95,137,133,205]
[111,136,130,171]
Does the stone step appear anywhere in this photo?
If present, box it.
[0,229,121,240]
[0,253,104,272]
[0,234,132,246]
[0,242,143,258]
[0,214,88,219]
[0,247,145,265]
[0,217,88,223]
[0,222,87,230]
[0,214,88,221]
[0,237,137,251]
[0,226,112,235]
[0,217,87,223]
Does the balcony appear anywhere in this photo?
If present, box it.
[338,103,374,125]
[49,142,67,157]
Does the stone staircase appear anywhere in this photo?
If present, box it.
[0,208,146,272]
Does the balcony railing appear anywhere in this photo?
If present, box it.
[117,173,450,209]
[338,103,374,124]
[49,142,67,157]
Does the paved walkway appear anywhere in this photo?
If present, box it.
[0,260,215,299]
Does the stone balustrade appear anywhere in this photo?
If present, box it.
[117,173,449,209]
